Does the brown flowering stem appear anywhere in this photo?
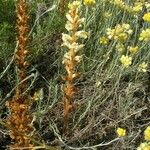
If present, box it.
[62,1,87,132]
[6,0,35,149]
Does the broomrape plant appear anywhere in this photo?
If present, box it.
[61,0,88,130]
[5,0,35,149]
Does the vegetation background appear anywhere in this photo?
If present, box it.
[0,0,149,149]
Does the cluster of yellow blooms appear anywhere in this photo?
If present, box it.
[116,127,126,137]
[115,44,139,55]
[98,1,149,70]
[108,0,145,14]
[138,62,148,72]
[137,143,150,150]
[99,36,109,45]
[119,48,148,70]
[120,55,132,68]
[143,13,150,22]
[109,0,150,11]
[116,126,150,149]
[139,4,150,42]
[139,28,150,42]
[105,23,134,68]
[137,126,150,150]
[144,126,150,141]
[106,23,133,42]
[128,46,139,54]
[83,0,95,6]
[99,24,149,69]
[100,19,149,68]
[89,0,149,148]
[132,2,144,13]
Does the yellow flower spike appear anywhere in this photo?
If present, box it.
[143,13,150,22]
[120,55,132,68]
[83,0,96,6]
[116,127,126,137]
[144,126,150,141]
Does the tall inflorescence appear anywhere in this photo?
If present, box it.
[62,1,88,131]
[6,0,34,149]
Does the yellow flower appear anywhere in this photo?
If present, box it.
[139,28,150,42]
[143,13,150,22]
[115,33,128,41]
[143,146,150,150]
[144,126,150,141]
[132,2,143,13]
[99,36,109,45]
[116,127,126,137]
[120,55,132,68]
[32,89,43,101]
[106,23,132,42]
[83,0,96,6]
[138,62,148,72]
[137,143,150,150]
[128,46,138,54]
